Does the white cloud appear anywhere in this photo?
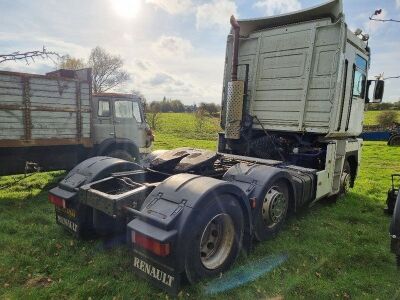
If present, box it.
[396,0,400,9]
[196,0,238,30]
[253,0,301,16]
[145,72,184,87]
[146,0,193,14]
[0,0,227,104]
[153,35,193,57]
[122,33,133,42]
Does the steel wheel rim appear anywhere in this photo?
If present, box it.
[262,186,287,228]
[342,172,351,194]
[199,213,235,270]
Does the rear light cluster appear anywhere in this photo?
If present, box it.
[48,194,66,208]
[132,231,170,257]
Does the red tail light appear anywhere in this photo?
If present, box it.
[48,194,66,208]
[132,231,170,257]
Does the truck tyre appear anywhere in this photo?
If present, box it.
[254,179,289,242]
[184,194,244,283]
[340,161,351,195]
[327,160,351,203]
[388,134,400,146]
[106,149,137,162]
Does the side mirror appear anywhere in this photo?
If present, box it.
[373,80,384,103]
[366,79,384,103]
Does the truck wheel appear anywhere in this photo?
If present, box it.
[184,195,244,283]
[340,161,351,195]
[254,180,289,242]
[106,149,138,162]
[388,135,400,146]
[327,161,351,203]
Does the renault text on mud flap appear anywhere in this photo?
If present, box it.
[56,215,78,232]
[133,257,175,287]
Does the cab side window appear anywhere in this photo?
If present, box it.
[114,100,143,122]
[115,100,134,119]
[98,100,110,117]
[352,55,367,99]
[132,102,143,122]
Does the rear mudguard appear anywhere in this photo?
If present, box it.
[127,173,252,285]
[50,156,140,202]
[49,156,140,236]
[223,163,295,213]
[223,163,316,214]
[390,191,400,256]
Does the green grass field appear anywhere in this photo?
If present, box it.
[364,110,400,126]
[1,113,400,299]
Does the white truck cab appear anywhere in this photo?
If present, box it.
[219,0,384,200]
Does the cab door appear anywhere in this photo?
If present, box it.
[344,50,368,136]
[92,97,115,144]
[113,99,140,144]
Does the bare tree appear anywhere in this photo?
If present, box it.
[132,89,146,107]
[0,46,62,64]
[88,46,130,93]
[147,101,162,130]
[58,55,85,70]
[195,105,207,132]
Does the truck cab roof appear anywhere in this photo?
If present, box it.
[237,0,343,36]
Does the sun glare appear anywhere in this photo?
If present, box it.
[111,0,141,19]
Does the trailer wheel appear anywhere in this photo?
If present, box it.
[184,195,244,283]
[254,180,289,242]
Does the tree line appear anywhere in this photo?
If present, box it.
[367,101,400,110]
[147,97,220,114]
[146,98,221,130]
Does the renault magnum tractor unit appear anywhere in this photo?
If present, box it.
[49,0,384,293]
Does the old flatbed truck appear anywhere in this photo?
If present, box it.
[49,0,385,294]
[0,68,153,175]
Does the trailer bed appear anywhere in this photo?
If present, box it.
[0,70,92,147]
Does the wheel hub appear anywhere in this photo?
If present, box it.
[199,214,235,270]
[262,187,287,227]
[341,172,351,194]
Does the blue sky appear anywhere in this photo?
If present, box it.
[1,0,399,104]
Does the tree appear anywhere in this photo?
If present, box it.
[194,105,207,132]
[132,89,146,109]
[0,46,62,64]
[147,101,162,130]
[88,46,130,93]
[58,55,85,70]
[170,99,185,112]
[199,102,221,117]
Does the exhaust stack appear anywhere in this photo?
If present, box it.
[225,15,245,140]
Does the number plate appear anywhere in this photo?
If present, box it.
[55,206,79,233]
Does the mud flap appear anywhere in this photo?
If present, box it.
[132,250,181,295]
